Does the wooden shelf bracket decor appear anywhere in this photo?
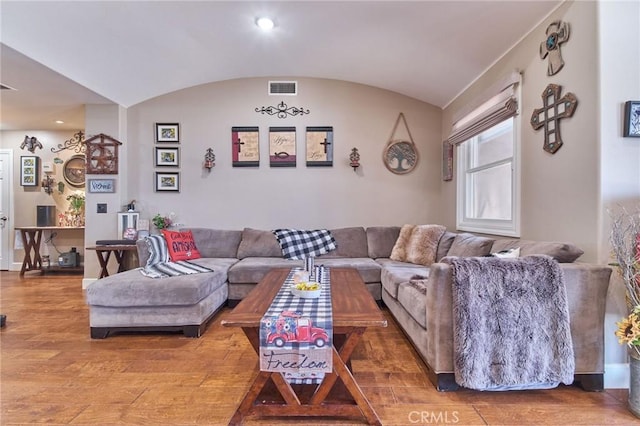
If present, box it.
[84,133,123,174]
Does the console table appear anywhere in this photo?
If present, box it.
[15,226,84,277]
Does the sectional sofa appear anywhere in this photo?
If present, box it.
[85,226,611,391]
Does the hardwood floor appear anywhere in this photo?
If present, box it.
[0,271,636,425]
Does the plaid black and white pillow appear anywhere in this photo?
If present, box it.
[272,229,337,260]
[144,234,170,267]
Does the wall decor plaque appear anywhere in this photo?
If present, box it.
[63,155,86,188]
[530,84,578,154]
[306,126,333,167]
[383,113,418,175]
[269,127,296,167]
[231,126,260,167]
[20,156,39,186]
[88,179,115,193]
[84,133,122,174]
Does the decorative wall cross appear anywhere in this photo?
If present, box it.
[233,138,245,152]
[540,20,570,76]
[530,84,578,154]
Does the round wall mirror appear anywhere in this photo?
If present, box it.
[63,155,86,188]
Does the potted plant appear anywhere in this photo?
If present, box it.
[611,207,640,417]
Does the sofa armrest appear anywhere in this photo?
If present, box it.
[423,260,612,375]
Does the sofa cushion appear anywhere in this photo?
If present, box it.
[188,228,242,258]
[491,239,584,263]
[447,233,494,257]
[381,264,430,299]
[228,257,303,284]
[237,228,282,259]
[366,226,401,259]
[436,231,457,261]
[397,280,428,329]
[161,229,201,261]
[272,229,337,259]
[315,258,381,283]
[86,258,235,307]
[390,224,446,266]
[317,227,368,258]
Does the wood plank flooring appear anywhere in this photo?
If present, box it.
[0,272,636,425]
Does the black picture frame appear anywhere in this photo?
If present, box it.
[155,123,180,143]
[623,101,640,137]
[155,147,180,167]
[155,172,180,192]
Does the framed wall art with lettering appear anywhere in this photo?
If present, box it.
[231,126,260,167]
[269,126,296,167]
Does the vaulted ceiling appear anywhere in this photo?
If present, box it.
[0,0,561,131]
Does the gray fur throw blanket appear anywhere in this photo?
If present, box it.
[442,255,575,391]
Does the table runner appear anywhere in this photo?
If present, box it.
[260,266,332,384]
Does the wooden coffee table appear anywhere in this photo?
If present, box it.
[222,268,387,425]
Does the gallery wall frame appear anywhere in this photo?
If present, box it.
[623,101,640,137]
[155,172,180,192]
[20,156,39,186]
[269,126,296,167]
[155,147,180,167]
[155,123,180,143]
[231,126,260,167]
[306,126,333,167]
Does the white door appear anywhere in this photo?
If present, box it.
[0,150,12,270]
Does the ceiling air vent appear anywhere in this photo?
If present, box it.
[269,81,297,96]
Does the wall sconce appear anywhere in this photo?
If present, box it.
[349,147,361,171]
[204,148,216,171]
[41,175,55,195]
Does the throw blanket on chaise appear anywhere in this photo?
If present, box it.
[443,255,574,391]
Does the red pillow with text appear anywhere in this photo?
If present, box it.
[161,230,202,262]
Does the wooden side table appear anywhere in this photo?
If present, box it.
[87,245,138,278]
[16,226,84,277]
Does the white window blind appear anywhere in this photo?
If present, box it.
[448,71,521,146]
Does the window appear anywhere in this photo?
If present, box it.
[456,117,520,236]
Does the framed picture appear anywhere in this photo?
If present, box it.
[155,123,180,143]
[231,126,260,167]
[155,172,180,192]
[155,147,180,167]
[20,156,39,186]
[306,126,333,167]
[442,141,453,181]
[88,179,116,193]
[269,126,296,167]
[623,101,640,137]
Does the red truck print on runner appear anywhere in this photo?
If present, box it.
[262,310,329,348]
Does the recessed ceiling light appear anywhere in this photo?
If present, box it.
[256,17,275,31]
[55,120,64,124]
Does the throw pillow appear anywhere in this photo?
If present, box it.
[405,225,447,266]
[272,229,337,260]
[390,224,447,266]
[144,234,170,267]
[161,230,202,262]
[390,224,415,262]
[447,233,495,257]
[492,247,521,258]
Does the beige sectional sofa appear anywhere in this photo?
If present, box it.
[85,226,611,391]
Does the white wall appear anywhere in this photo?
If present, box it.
[124,77,442,230]
[598,0,640,383]
[442,1,601,262]
[0,130,85,269]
